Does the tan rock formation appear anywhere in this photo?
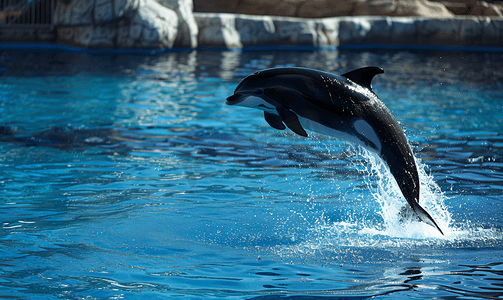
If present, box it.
[193,0,503,18]
[353,0,454,17]
[440,0,503,17]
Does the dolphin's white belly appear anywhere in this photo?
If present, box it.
[234,95,382,154]
[298,116,382,154]
[236,95,276,113]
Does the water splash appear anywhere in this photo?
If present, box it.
[268,145,502,263]
[356,147,452,239]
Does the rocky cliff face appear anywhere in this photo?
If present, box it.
[157,0,198,48]
[53,0,198,49]
[194,13,503,49]
[193,0,503,18]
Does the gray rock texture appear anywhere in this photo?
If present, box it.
[195,13,503,49]
[54,0,179,49]
[157,0,199,48]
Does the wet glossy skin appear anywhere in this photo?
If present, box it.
[227,67,443,234]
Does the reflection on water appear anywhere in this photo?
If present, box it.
[2,49,503,86]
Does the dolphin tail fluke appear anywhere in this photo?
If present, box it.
[411,201,444,235]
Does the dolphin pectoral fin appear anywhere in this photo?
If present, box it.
[411,201,444,235]
[264,112,286,130]
[276,106,308,137]
[342,67,384,90]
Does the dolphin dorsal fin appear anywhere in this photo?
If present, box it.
[342,67,384,90]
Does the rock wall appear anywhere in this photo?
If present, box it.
[53,0,184,49]
[438,0,503,17]
[157,0,198,48]
[2,0,503,49]
[193,0,503,18]
[195,13,503,49]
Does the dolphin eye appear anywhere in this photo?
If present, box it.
[254,88,264,95]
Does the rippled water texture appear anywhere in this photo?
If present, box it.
[1,49,502,299]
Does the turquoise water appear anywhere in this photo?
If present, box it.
[0,49,502,299]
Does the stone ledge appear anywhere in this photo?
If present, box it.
[195,13,503,49]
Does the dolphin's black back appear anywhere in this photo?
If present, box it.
[238,67,383,117]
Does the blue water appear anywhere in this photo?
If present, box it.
[0,49,502,299]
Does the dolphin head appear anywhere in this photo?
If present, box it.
[226,72,273,110]
[226,88,276,112]
[227,68,344,111]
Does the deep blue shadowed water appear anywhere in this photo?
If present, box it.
[0,48,502,299]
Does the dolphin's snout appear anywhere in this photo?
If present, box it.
[226,93,245,105]
[226,89,264,106]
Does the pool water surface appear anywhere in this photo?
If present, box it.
[0,49,502,299]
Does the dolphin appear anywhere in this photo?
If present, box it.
[226,66,444,235]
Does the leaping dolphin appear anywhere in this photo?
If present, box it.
[226,66,444,235]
